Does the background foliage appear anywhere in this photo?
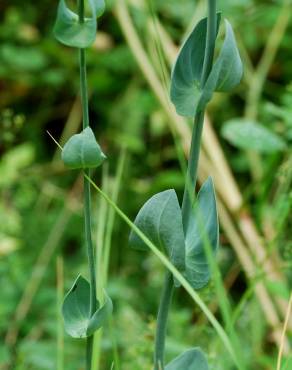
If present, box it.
[0,0,291,369]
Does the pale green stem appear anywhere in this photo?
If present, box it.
[153,271,174,370]
[78,0,97,369]
[153,1,217,369]
[57,256,64,370]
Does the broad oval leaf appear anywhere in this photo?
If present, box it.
[62,127,106,169]
[166,348,209,370]
[54,0,105,48]
[221,119,287,153]
[185,177,219,290]
[129,190,185,272]
[170,14,221,117]
[62,275,112,338]
[199,19,243,110]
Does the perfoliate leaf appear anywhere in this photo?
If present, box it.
[165,348,209,370]
[54,0,105,48]
[86,290,113,336]
[170,14,221,117]
[221,119,287,153]
[185,177,219,290]
[199,20,243,110]
[170,17,242,117]
[62,275,112,338]
[62,127,106,169]
[129,190,185,272]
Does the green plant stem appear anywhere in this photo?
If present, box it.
[154,271,174,370]
[201,0,217,86]
[181,110,204,230]
[78,1,97,369]
[153,1,217,369]
[181,0,217,231]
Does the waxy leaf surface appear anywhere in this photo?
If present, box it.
[221,119,286,153]
[62,275,112,338]
[170,17,242,117]
[165,348,209,370]
[199,20,243,110]
[129,190,185,272]
[185,177,219,289]
[170,15,221,117]
[62,127,106,169]
[54,0,105,48]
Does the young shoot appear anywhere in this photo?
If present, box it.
[129,0,243,369]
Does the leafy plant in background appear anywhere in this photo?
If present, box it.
[53,0,112,369]
[130,0,243,369]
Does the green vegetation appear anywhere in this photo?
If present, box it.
[0,0,291,370]
[54,1,112,368]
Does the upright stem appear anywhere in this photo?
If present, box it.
[78,1,97,369]
[154,272,174,370]
[153,1,217,369]
[181,0,217,232]
[181,110,204,231]
[201,0,217,86]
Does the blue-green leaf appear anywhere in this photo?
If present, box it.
[54,0,105,48]
[62,127,106,169]
[86,290,113,336]
[170,14,221,117]
[166,348,209,370]
[62,275,112,338]
[185,177,219,290]
[199,20,243,109]
[221,119,286,153]
[129,190,185,272]
[170,17,242,117]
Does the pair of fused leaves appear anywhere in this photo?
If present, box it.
[54,0,105,48]
[62,275,113,338]
[62,127,106,169]
[129,177,219,290]
[170,15,243,117]
[166,348,209,370]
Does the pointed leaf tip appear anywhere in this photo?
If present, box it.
[62,127,106,170]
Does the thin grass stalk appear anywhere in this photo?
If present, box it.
[103,148,127,284]
[93,164,109,370]
[276,294,292,370]
[93,150,125,370]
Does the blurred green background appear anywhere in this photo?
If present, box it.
[0,0,291,369]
